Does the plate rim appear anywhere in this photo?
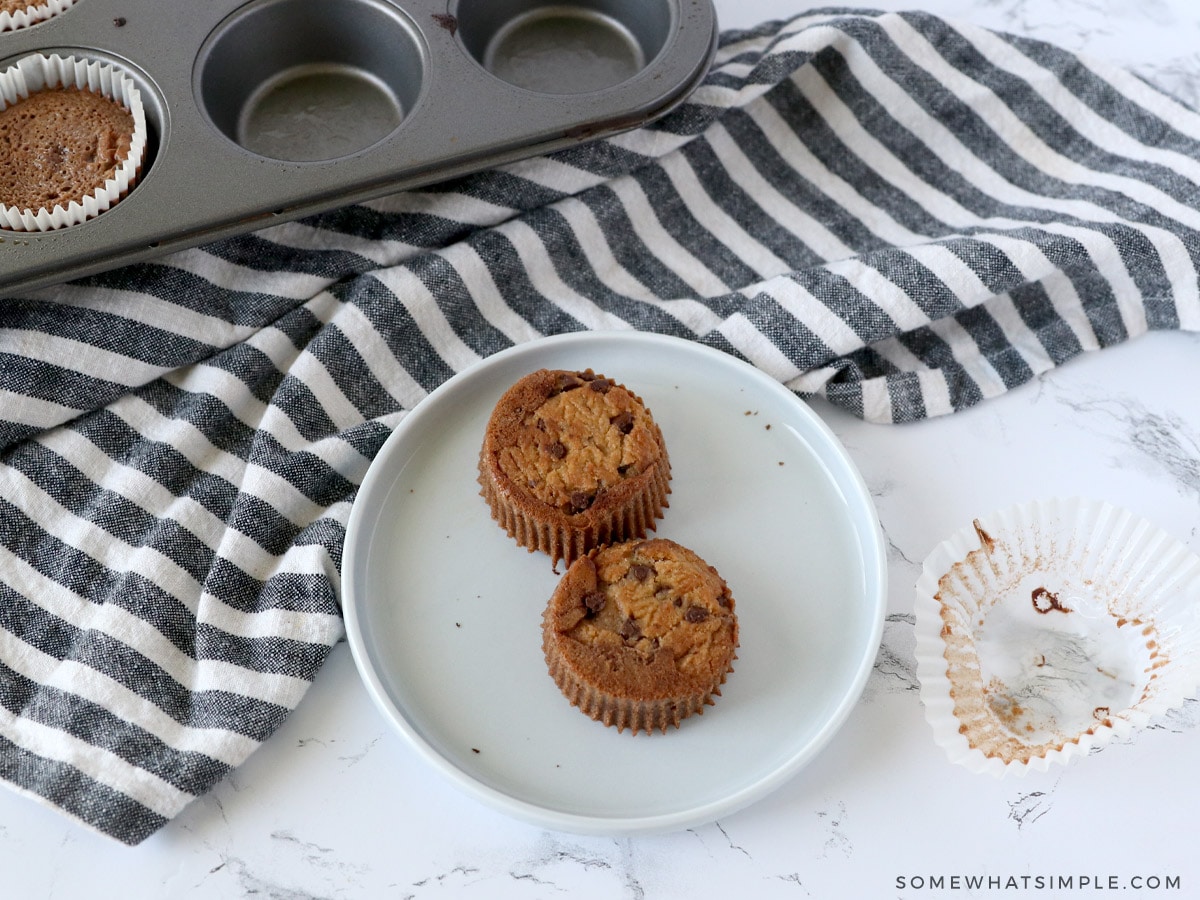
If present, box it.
[342,330,887,834]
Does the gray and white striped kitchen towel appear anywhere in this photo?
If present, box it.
[3,8,1200,844]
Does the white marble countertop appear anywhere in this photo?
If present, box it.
[5,1,1200,897]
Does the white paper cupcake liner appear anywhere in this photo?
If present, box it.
[914,497,1200,776]
[0,52,147,231]
[0,0,76,32]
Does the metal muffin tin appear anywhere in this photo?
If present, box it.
[0,0,717,292]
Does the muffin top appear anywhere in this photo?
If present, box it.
[545,538,738,699]
[484,368,665,516]
[0,87,135,212]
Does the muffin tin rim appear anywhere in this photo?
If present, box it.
[0,0,717,292]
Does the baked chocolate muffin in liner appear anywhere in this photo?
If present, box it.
[0,52,147,231]
[915,496,1200,776]
[543,538,738,735]
[0,0,76,32]
[479,368,670,567]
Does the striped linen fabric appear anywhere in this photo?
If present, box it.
[3,9,1200,843]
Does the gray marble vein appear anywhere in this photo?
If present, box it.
[1052,388,1200,501]
[1006,789,1055,830]
[864,614,920,702]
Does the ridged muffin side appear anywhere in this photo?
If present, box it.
[542,538,738,734]
[478,368,670,567]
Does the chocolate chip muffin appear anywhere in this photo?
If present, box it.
[478,368,670,567]
[0,54,148,231]
[542,538,738,734]
[0,86,137,216]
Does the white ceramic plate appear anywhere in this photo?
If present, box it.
[343,331,886,835]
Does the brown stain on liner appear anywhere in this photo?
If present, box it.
[1031,586,1070,614]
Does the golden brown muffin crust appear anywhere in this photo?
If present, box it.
[543,538,738,732]
[479,368,671,565]
[0,87,134,212]
[493,369,661,511]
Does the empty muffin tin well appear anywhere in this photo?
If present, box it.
[196,0,425,161]
[457,0,672,95]
[0,0,716,292]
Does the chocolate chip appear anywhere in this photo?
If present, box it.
[611,410,634,434]
[554,373,584,393]
[629,564,653,581]
[588,378,612,394]
[583,591,606,616]
[717,590,732,609]
[620,618,641,641]
[547,441,567,459]
[569,491,593,513]
[617,464,633,477]
[684,606,709,623]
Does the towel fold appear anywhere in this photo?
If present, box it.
[2,8,1199,843]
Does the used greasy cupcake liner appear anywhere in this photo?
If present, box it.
[914,497,1200,776]
[0,53,147,231]
[0,0,76,32]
